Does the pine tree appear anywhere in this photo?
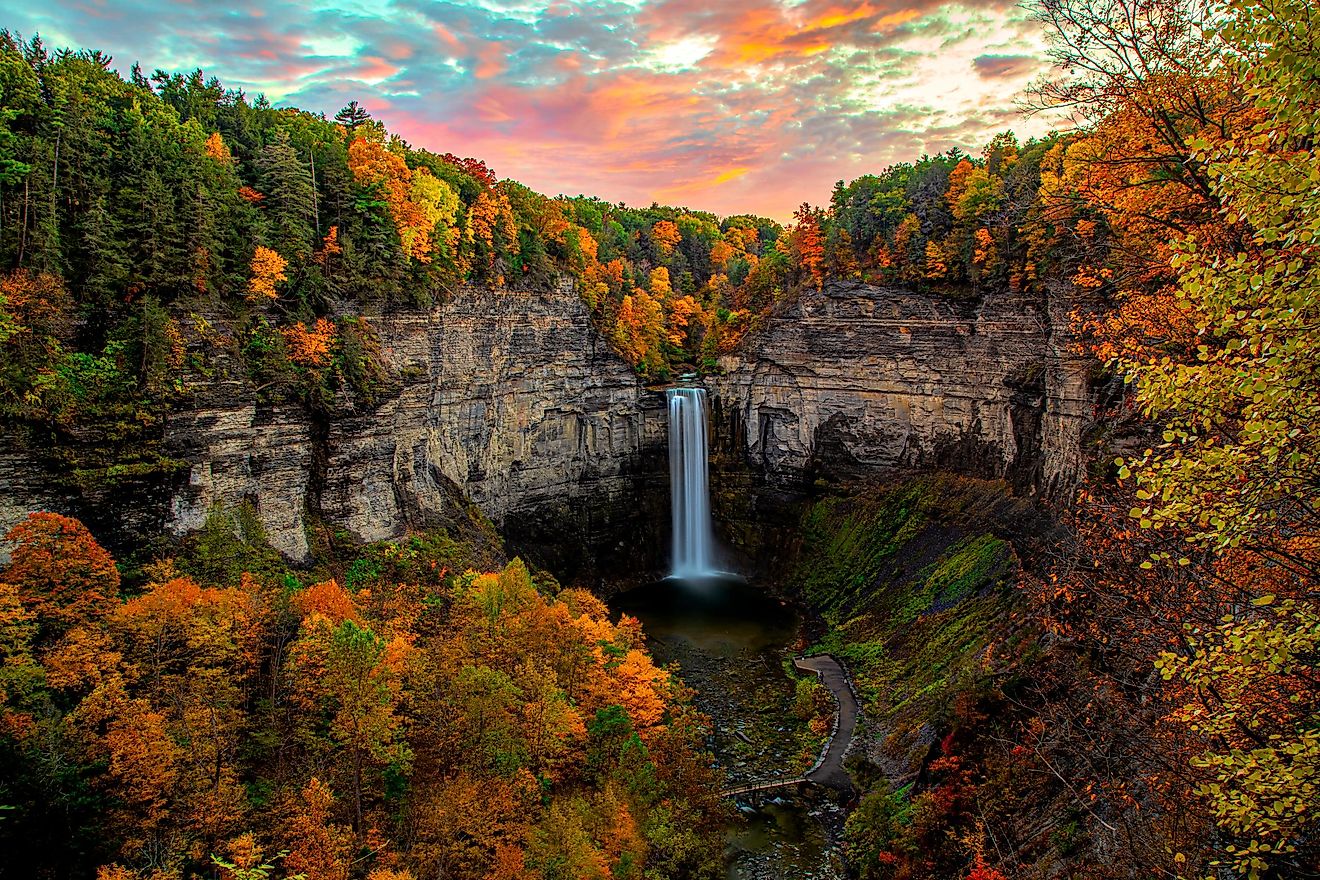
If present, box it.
[74,194,128,311]
[260,129,316,260]
[334,101,371,133]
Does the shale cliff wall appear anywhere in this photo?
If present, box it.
[0,282,669,575]
[710,281,1090,492]
[166,281,670,575]
[706,282,1092,573]
[0,279,1093,577]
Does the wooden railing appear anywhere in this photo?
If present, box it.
[719,776,808,798]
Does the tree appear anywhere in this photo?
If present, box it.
[248,246,287,300]
[289,617,410,834]
[333,101,371,134]
[647,266,671,298]
[791,204,825,288]
[1025,0,1232,196]
[1,512,119,642]
[260,130,317,258]
[281,318,336,368]
[283,778,353,880]
[204,132,232,165]
[1109,2,1320,871]
[651,220,681,257]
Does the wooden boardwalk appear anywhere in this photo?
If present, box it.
[719,654,860,799]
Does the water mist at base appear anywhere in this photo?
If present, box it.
[668,387,718,579]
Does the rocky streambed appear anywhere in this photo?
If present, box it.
[611,576,849,879]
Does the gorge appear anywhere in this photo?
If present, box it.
[0,274,1091,878]
[0,278,1091,580]
[4,6,1317,875]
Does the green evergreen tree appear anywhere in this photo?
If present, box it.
[260,129,316,259]
[333,100,371,133]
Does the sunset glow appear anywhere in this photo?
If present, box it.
[3,0,1058,217]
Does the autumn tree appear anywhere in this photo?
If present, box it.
[1023,1,1320,876]
[1025,0,1236,207]
[612,291,665,375]
[1,512,119,643]
[288,613,411,835]
[791,203,825,288]
[204,132,233,165]
[665,295,702,350]
[0,270,74,418]
[281,318,337,368]
[647,266,671,299]
[345,135,459,263]
[651,220,681,257]
[283,778,354,880]
[248,246,287,301]
[1110,2,1320,871]
[465,187,518,278]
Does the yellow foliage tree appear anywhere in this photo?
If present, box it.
[651,220,681,256]
[248,246,287,301]
[923,241,947,280]
[204,132,233,165]
[648,266,671,299]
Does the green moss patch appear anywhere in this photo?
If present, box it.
[788,475,1034,766]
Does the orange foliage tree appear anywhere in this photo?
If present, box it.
[791,204,825,288]
[348,138,459,263]
[281,318,337,368]
[248,246,287,301]
[651,220,681,256]
[1,513,119,642]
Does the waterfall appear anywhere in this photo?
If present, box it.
[668,387,716,579]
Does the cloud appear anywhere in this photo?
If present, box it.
[972,53,1039,79]
[3,0,1058,219]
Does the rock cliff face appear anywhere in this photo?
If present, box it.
[167,281,670,577]
[710,281,1089,491]
[706,281,1092,573]
[0,279,1092,579]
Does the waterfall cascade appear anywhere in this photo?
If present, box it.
[667,387,717,579]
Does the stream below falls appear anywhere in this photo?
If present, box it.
[611,575,849,879]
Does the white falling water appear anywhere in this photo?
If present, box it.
[668,387,716,579]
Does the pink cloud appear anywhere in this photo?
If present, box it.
[16,0,1051,219]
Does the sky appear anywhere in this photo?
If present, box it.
[1,0,1061,220]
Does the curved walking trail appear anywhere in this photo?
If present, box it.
[721,654,860,798]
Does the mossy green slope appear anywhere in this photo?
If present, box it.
[788,474,1040,769]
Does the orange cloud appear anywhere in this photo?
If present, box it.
[475,42,507,79]
[432,23,464,54]
[874,9,922,30]
[354,56,399,82]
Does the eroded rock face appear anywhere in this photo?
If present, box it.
[0,279,1091,577]
[709,281,1089,492]
[706,281,1092,572]
[166,281,668,576]
[317,284,669,578]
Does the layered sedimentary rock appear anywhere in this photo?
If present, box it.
[166,337,318,560]
[0,278,1092,577]
[709,281,1091,496]
[317,284,669,575]
[168,281,668,573]
[703,281,1092,577]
